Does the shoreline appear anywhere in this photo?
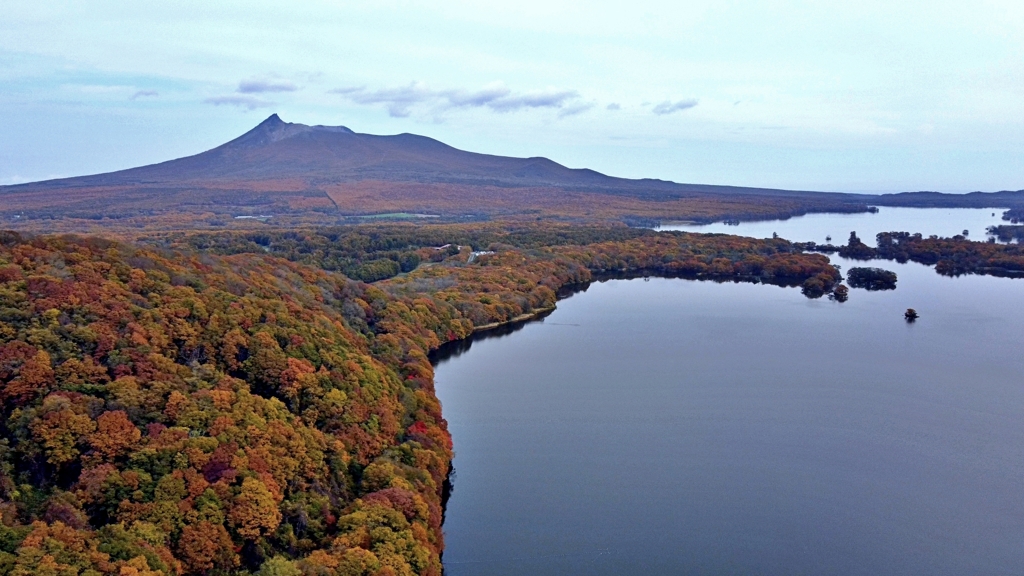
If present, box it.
[471,306,556,333]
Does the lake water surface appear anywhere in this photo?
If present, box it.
[435,210,1024,575]
[657,207,1010,244]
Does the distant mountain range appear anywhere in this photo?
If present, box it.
[2,114,1022,228]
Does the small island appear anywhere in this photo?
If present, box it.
[905,308,919,322]
[831,284,849,302]
[847,267,898,290]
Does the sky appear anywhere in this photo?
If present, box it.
[2,1,1023,193]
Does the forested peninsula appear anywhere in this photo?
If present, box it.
[0,225,838,576]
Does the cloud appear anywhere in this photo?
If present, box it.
[129,89,158,100]
[444,82,511,107]
[487,89,578,112]
[331,81,584,117]
[203,95,272,110]
[606,103,621,110]
[237,79,298,93]
[652,99,698,115]
[558,101,595,118]
[330,82,432,117]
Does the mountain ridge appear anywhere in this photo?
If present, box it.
[0,114,829,197]
[2,114,1023,229]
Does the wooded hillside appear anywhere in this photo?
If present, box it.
[0,227,840,575]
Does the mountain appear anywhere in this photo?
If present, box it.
[2,114,1021,229]
[3,114,822,195]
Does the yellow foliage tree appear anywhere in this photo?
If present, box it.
[228,478,282,540]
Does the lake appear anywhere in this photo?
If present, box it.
[434,209,1024,575]
[657,206,1010,244]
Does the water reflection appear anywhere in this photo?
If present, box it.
[430,309,554,364]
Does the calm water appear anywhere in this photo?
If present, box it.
[435,211,1024,576]
[657,207,1010,244]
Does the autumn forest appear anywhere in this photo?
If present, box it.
[0,219,862,576]
[4,206,1024,576]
